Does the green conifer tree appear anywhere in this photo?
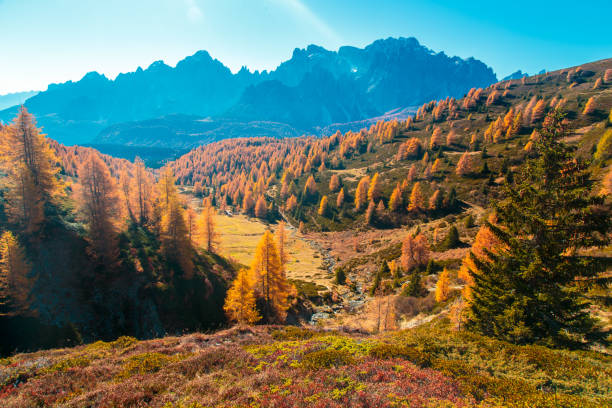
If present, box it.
[466,110,611,348]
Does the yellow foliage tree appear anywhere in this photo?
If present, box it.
[336,188,345,208]
[0,107,62,233]
[329,174,341,192]
[355,176,370,210]
[318,195,329,217]
[197,203,219,253]
[76,152,123,265]
[276,221,288,270]
[408,182,425,212]
[223,268,260,325]
[435,268,451,302]
[254,195,267,219]
[400,233,429,272]
[388,183,402,212]
[251,231,290,322]
[583,97,596,115]
[0,231,34,315]
[160,171,193,278]
[368,172,381,202]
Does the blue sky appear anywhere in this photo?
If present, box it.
[0,0,610,94]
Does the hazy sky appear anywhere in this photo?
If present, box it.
[1,0,610,94]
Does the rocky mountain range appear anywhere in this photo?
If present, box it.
[0,37,497,147]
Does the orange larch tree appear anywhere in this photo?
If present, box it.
[76,152,123,265]
[223,268,260,325]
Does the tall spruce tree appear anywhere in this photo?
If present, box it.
[466,110,611,348]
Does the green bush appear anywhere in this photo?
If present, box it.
[301,349,354,370]
[334,267,346,285]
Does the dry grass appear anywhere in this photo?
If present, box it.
[215,214,330,288]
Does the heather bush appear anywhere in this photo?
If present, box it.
[115,352,185,380]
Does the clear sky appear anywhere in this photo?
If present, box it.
[1,0,610,94]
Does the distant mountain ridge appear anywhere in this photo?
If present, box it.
[0,90,38,111]
[0,37,497,147]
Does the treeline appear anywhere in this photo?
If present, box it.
[0,108,232,354]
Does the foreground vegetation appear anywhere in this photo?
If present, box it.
[1,320,610,407]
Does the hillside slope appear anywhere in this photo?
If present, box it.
[1,321,610,407]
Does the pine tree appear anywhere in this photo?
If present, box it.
[465,110,611,347]
[224,268,260,325]
[438,225,461,250]
[251,230,290,322]
[435,268,451,302]
[0,231,34,315]
[0,107,62,232]
[403,270,424,297]
[76,152,123,265]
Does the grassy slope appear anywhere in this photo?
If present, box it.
[1,321,610,407]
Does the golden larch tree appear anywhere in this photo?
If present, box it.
[408,182,425,212]
[303,175,318,198]
[456,152,472,176]
[251,230,290,322]
[318,195,329,217]
[133,157,155,225]
[160,169,193,278]
[400,233,429,272]
[388,183,402,212]
[224,268,260,325]
[276,221,288,270]
[336,188,345,208]
[583,97,596,115]
[254,195,267,219]
[76,152,123,265]
[354,176,370,210]
[0,231,34,315]
[435,268,451,302]
[0,107,62,233]
[368,172,381,202]
[197,203,219,253]
[329,174,341,192]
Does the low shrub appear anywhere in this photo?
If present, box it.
[368,343,432,367]
[301,349,354,370]
[271,326,316,341]
[115,352,183,380]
